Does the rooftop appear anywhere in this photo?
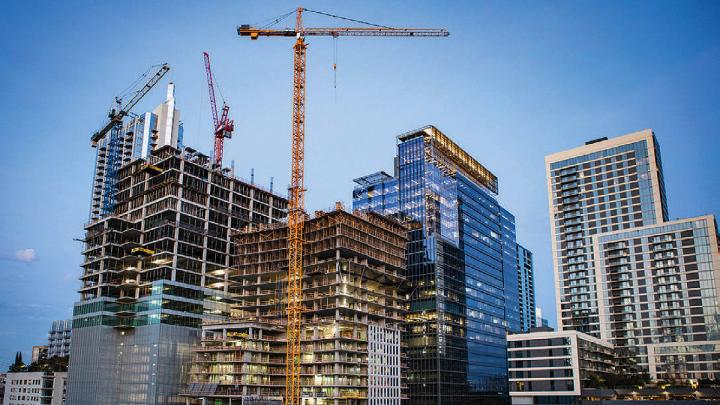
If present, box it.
[397,125,498,194]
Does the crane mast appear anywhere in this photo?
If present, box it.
[238,8,448,404]
[203,52,234,168]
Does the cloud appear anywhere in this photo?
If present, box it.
[15,249,37,262]
[1,249,37,263]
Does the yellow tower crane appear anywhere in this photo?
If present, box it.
[237,8,448,404]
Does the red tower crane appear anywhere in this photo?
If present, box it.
[203,51,234,168]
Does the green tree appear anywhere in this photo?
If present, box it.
[27,356,68,372]
[9,351,25,372]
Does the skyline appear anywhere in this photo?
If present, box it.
[1,0,719,368]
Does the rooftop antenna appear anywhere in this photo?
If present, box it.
[251,168,255,185]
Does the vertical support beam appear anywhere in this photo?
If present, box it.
[286,7,306,405]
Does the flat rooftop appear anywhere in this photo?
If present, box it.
[398,125,498,194]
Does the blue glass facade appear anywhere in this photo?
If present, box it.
[352,171,399,216]
[352,126,520,404]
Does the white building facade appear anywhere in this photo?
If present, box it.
[2,372,66,405]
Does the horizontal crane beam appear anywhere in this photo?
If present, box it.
[238,26,449,39]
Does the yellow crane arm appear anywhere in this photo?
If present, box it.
[238,25,448,39]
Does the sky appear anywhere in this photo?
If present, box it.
[0,0,718,367]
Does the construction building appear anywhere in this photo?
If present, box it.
[67,145,287,405]
[181,207,410,404]
[353,126,522,404]
[47,320,72,358]
[89,83,184,219]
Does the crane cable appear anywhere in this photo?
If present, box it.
[257,9,296,29]
[302,8,393,29]
[299,8,392,98]
[333,36,338,94]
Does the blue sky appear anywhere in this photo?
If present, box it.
[0,1,718,367]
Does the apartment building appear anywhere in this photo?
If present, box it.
[90,83,184,219]
[546,129,668,337]
[2,372,66,405]
[517,244,537,332]
[592,215,720,376]
[545,129,720,381]
[47,320,71,358]
[507,328,615,405]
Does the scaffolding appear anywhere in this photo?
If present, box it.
[183,206,411,405]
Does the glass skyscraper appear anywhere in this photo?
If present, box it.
[353,125,521,404]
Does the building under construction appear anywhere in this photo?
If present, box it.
[68,145,287,405]
[181,207,411,405]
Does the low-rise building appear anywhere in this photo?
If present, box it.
[2,372,66,405]
[29,347,47,365]
[507,327,615,405]
[647,340,720,383]
[0,373,6,405]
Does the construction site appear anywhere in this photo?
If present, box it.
[181,207,412,404]
[67,6,451,405]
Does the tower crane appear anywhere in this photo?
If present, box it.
[91,64,170,216]
[237,9,448,404]
[203,52,234,168]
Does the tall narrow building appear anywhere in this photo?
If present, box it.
[545,129,668,338]
[353,125,521,404]
[545,129,720,379]
[516,244,536,332]
[47,320,72,358]
[89,83,184,219]
[68,146,287,405]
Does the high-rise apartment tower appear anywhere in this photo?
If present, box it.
[516,244,536,332]
[545,129,668,338]
[545,129,720,378]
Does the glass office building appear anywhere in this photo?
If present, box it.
[353,125,521,404]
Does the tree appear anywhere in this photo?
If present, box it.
[27,356,68,372]
[9,351,25,372]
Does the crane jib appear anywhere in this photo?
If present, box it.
[237,27,449,38]
[90,64,170,145]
